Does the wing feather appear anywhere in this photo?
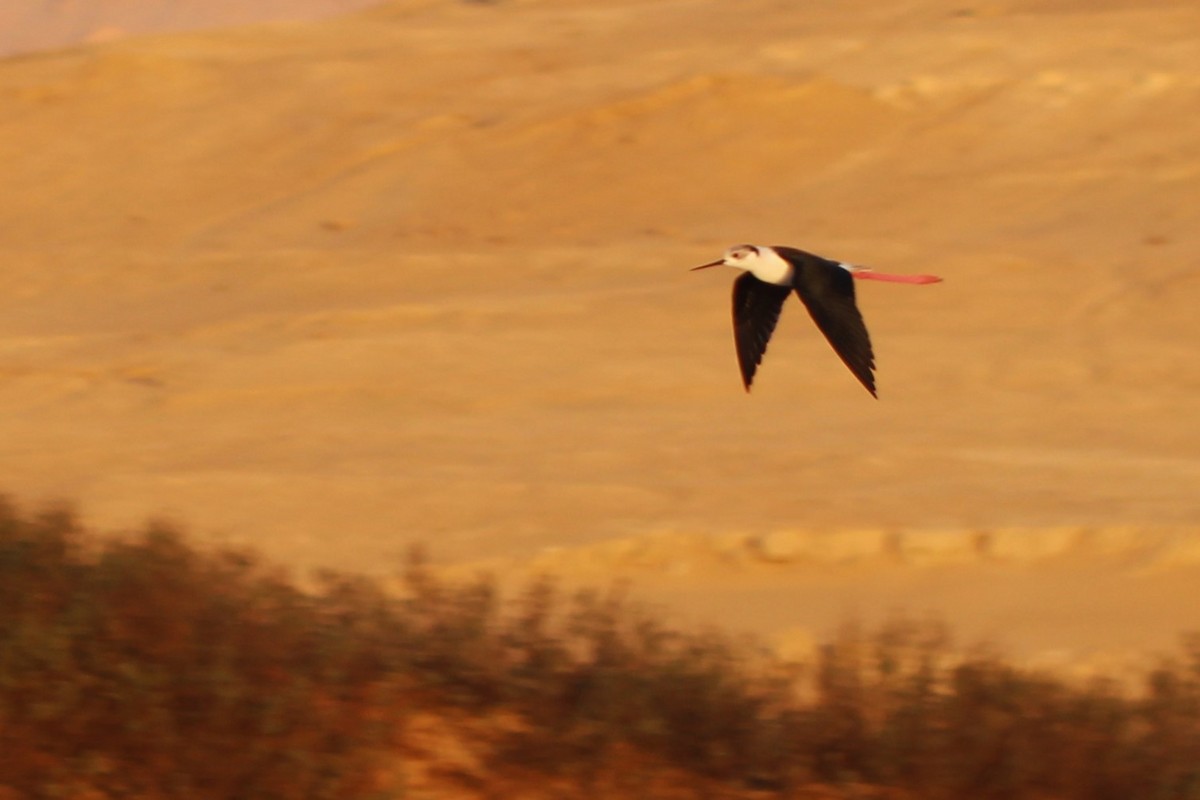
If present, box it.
[731,273,791,391]
[780,250,877,397]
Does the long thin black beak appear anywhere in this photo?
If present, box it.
[690,260,725,271]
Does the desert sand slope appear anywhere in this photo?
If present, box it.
[0,0,1198,664]
[0,0,385,58]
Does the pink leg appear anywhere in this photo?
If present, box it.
[852,269,943,284]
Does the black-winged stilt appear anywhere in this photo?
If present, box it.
[692,244,942,396]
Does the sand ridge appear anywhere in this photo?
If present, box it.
[0,0,386,58]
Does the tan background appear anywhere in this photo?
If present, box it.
[1,0,1198,673]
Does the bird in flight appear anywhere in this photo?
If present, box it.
[692,244,942,396]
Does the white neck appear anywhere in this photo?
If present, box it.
[747,247,794,286]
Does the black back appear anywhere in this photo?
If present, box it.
[774,246,876,397]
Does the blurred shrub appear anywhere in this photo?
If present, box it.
[2,495,1200,799]
[0,498,404,799]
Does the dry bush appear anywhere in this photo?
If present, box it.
[0,499,405,799]
[2,496,1200,800]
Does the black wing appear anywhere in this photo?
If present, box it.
[789,256,877,397]
[731,272,791,391]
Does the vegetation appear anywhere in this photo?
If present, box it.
[1,496,1198,799]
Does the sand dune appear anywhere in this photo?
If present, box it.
[1,0,1198,665]
[0,0,384,57]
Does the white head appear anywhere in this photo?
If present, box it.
[691,244,793,286]
[691,244,762,272]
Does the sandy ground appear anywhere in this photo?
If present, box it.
[0,0,385,58]
[1,0,1198,671]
